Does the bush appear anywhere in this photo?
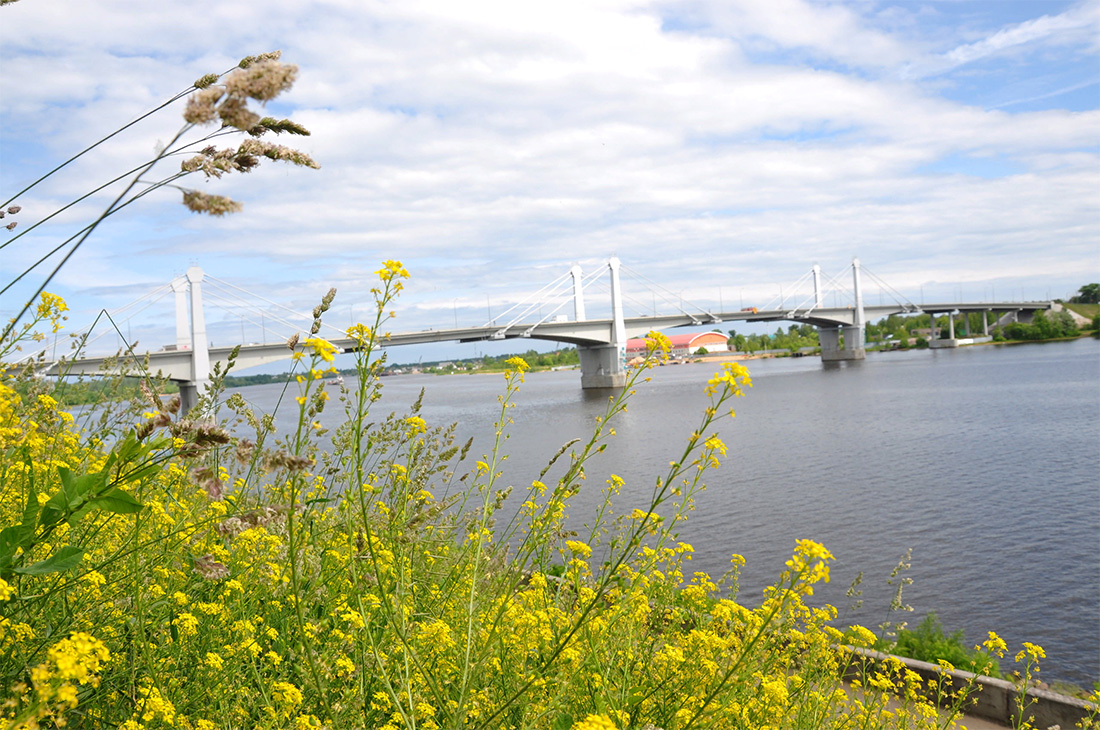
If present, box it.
[887,612,1002,677]
[1003,310,1078,341]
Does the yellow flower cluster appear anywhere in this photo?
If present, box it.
[302,336,338,363]
[645,330,671,357]
[0,272,1047,730]
[1015,641,1046,662]
[572,714,617,730]
[35,291,69,332]
[376,259,410,282]
[704,361,753,397]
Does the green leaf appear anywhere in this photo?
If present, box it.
[20,481,38,533]
[15,545,85,575]
[552,715,574,730]
[57,465,74,491]
[38,490,69,528]
[114,432,144,465]
[86,488,143,515]
[0,525,31,576]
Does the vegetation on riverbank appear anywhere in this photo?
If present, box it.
[12,376,179,408]
[878,613,1003,678]
[993,310,1079,342]
[420,348,580,375]
[5,273,1095,730]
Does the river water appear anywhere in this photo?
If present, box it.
[228,338,1100,686]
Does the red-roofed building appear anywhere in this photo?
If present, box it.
[626,331,729,357]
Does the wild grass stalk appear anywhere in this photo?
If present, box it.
[5,273,1090,729]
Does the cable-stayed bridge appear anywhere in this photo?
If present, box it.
[31,259,1055,412]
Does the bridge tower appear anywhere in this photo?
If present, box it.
[819,258,866,362]
[178,265,211,413]
[577,257,627,388]
[570,264,586,321]
[171,275,191,351]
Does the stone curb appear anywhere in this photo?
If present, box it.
[840,646,1097,729]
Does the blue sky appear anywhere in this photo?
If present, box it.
[1,0,1097,365]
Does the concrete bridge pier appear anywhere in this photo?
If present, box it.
[819,258,866,362]
[819,326,866,361]
[579,257,627,388]
[578,344,627,388]
[929,310,959,349]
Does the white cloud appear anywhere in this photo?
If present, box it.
[903,1,1100,79]
[665,0,911,69]
[0,0,1096,342]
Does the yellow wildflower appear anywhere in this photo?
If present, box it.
[981,631,1007,658]
[565,540,593,559]
[505,356,529,373]
[302,337,338,363]
[705,361,753,396]
[1015,642,1046,662]
[572,714,617,730]
[376,260,410,282]
[272,681,303,709]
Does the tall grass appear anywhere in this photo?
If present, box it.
[4,270,1087,730]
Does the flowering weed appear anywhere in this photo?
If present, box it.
[0,277,1070,730]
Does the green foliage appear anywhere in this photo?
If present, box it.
[13,375,178,407]
[1,284,1043,730]
[1002,310,1078,341]
[885,612,1002,678]
[1070,283,1100,304]
[727,325,817,354]
[423,348,580,374]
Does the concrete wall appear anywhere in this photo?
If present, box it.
[1053,302,1094,327]
[840,647,1097,729]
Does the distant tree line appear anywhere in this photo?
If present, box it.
[428,348,580,373]
[726,324,818,354]
[13,376,178,407]
[1068,283,1099,304]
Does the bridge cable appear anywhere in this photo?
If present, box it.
[204,276,348,338]
[858,264,919,311]
[755,269,817,313]
[201,291,301,344]
[203,280,318,333]
[617,264,718,321]
[204,281,349,339]
[479,270,575,329]
[202,284,309,338]
[776,269,825,315]
[20,284,174,363]
[586,280,662,321]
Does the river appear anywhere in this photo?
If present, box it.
[228,338,1100,687]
